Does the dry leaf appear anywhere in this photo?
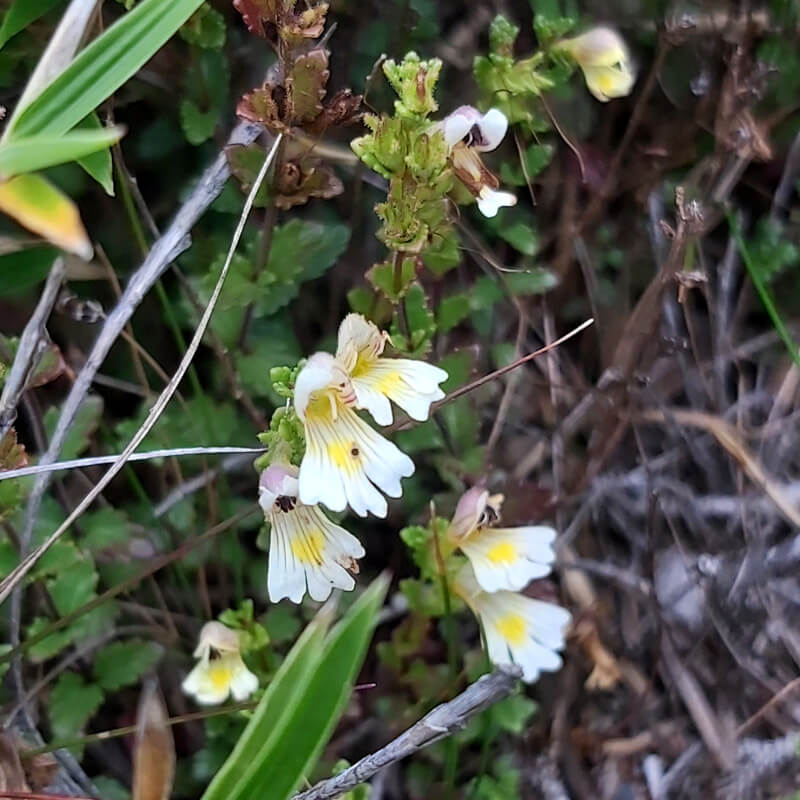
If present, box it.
[133,683,175,800]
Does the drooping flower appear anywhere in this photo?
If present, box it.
[294,352,414,517]
[448,486,556,593]
[438,105,516,218]
[454,563,571,683]
[182,622,258,705]
[259,463,365,603]
[335,313,448,425]
[555,27,635,102]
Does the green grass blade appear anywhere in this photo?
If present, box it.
[728,212,800,370]
[199,606,333,800]
[0,0,63,50]
[229,575,390,800]
[7,0,204,140]
[0,125,124,177]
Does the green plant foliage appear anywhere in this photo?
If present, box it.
[48,671,104,742]
[180,49,229,145]
[202,575,388,800]
[0,0,63,50]
[92,640,162,690]
[5,0,206,138]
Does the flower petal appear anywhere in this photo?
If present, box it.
[460,525,556,592]
[442,110,474,149]
[229,657,259,700]
[299,404,413,517]
[582,64,636,102]
[351,358,447,424]
[475,108,508,152]
[455,563,571,683]
[477,187,517,218]
[268,502,365,603]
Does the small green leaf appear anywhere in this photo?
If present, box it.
[180,3,226,49]
[26,616,76,662]
[49,671,104,740]
[0,247,57,295]
[47,559,98,616]
[76,113,115,195]
[81,507,132,551]
[438,293,470,333]
[491,693,537,734]
[43,394,103,460]
[367,257,417,302]
[92,639,161,690]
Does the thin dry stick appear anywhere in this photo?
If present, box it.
[0,446,265,481]
[291,668,520,800]
[638,407,800,528]
[0,135,282,607]
[14,117,265,588]
[0,259,65,437]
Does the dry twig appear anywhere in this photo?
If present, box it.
[291,668,520,800]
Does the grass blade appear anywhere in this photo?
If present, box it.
[0,125,124,177]
[7,0,204,140]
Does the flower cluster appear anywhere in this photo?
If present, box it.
[447,487,571,683]
[261,313,447,603]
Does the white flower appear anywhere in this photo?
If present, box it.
[555,27,636,102]
[448,486,556,592]
[437,105,516,218]
[454,564,571,683]
[335,313,448,425]
[294,352,414,517]
[441,106,509,153]
[259,463,365,603]
[182,622,258,706]
[459,525,556,593]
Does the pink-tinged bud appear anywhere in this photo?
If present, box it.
[258,464,299,511]
[193,621,241,658]
[447,486,489,541]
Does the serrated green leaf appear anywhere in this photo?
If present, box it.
[92,639,161,690]
[6,0,206,139]
[49,671,104,740]
[491,693,537,734]
[180,3,226,49]
[26,616,75,662]
[47,559,98,616]
[438,293,470,333]
[81,507,132,551]
[43,394,103,460]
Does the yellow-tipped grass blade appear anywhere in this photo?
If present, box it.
[0,173,91,259]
